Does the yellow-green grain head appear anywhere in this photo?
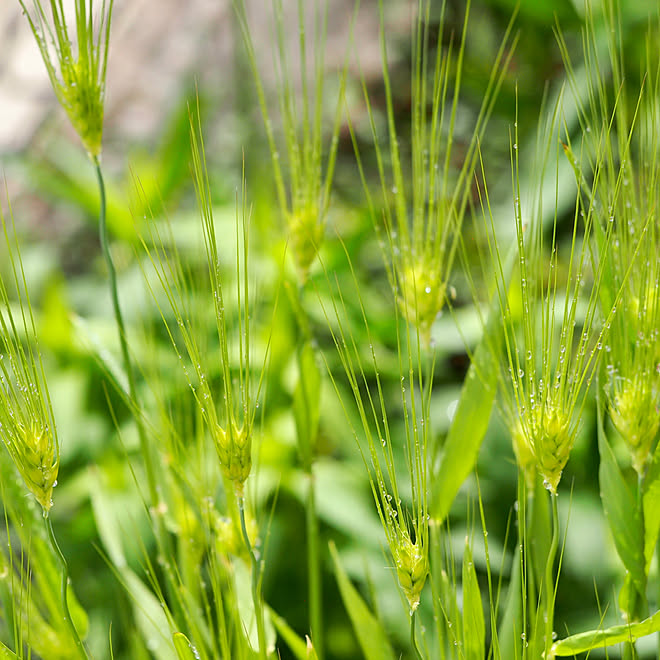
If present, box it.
[398,258,446,344]
[19,0,113,159]
[610,374,660,475]
[528,397,572,495]
[288,202,324,281]
[59,61,106,158]
[213,419,252,496]
[393,529,428,612]
[8,420,59,513]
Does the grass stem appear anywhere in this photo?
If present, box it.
[410,611,423,660]
[93,159,158,507]
[623,639,640,660]
[306,469,323,658]
[45,514,90,660]
[238,493,267,658]
[543,493,559,656]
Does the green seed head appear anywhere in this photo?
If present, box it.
[288,203,324,281]
[9,420,59,512]
[528,397,572,494]
[610,374,659,475]
[19,0,113,158]
[58,62,105,157]
[213,420,252,495]
[398,258,446,344]
[393,529,428,612]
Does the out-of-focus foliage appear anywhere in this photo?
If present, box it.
[1,1,660,658]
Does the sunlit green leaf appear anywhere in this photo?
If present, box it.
[549,609,660,657]
[330,542,395,660]
[462,542,485,660]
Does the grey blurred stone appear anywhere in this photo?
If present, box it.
[0,0,405,155]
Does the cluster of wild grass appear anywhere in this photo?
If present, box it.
[2,0,660,658]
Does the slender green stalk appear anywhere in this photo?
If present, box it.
[410,611,423,660]
[543,494,559,657]
[306,470,322,657]
[620,473,648,660]
[93,158,158,507]
[45,515,90,660]
[97,158,190,631]
[238,495,267,659]
[623,638,640,660]
[288,284,324,655]
[635,472,648,620]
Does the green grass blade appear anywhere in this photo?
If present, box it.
[268,608,316,660]
[643,445,660,570]
[596,395,646,597]
[90,477,177,660]
[462,541,485,660]
[549,609,660,657]
[430,330,497,524]
[497,539,523,660]
[329,542,395,660]
[431,242,515,523]
[172,633,200,660]
[293,341,321,468]
[0,642,18,659]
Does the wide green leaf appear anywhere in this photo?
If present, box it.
[0,642,18,659]
[233,560,276,656]
[431,243,516,523]
[549,609,660,657]
[430,321,499,523]
[497,525,523,659]
[90,472,177,660]
[462,542,485,660]
[329,542,395,660]
[642,441,660,570]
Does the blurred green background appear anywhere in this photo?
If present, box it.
[0,0,658,657]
